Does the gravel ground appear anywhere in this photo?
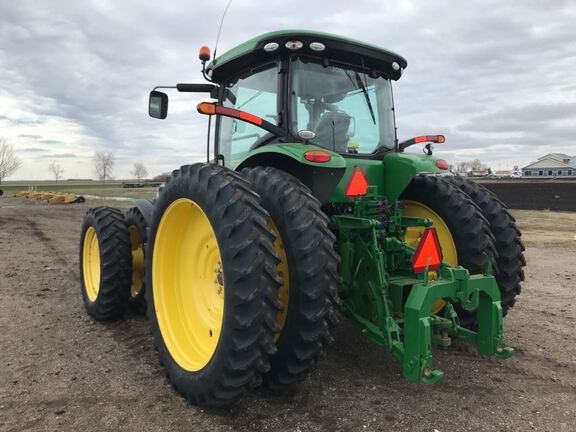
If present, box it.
[0,196,575,432]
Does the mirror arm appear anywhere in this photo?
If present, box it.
[176,83,219,99]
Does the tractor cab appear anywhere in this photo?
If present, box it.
[150,30,413,168]
[206,30,407,166]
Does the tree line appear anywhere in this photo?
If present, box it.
[0,137,149,183]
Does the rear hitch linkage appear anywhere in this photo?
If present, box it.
[330,190,513,384]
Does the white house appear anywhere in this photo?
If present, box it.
[522,153,576,178]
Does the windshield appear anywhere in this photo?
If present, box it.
[289,57,396,154]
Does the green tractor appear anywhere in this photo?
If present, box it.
[79,30,525,407]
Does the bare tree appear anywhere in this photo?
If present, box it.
[130,162,149,182]
[94,151,114,183]
[455,159,488,175]
[0,137,22,185]
[48,161,64,182]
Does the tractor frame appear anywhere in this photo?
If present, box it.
[145,30,514,384]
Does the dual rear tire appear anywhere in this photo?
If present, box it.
[144,164,339,406]
[79,207,131,321]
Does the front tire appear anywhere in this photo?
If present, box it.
[146,163,282,407]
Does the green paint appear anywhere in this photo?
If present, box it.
[236,143,347,169]
[329,152,445,203]
[210,29,406,72]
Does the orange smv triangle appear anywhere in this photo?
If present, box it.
[345,166,369,198]
[412,228,444,274]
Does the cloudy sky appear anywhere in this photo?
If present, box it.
[1,0,575,180]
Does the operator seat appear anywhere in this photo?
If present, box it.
[313,111,351,153]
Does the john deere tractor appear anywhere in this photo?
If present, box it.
[79,30,525,407]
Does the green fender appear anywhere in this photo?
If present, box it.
[235,143,347,203]
[329,152,446,203]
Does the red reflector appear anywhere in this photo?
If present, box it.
[414,135,445,144]
[239,111,263,126]
[304,150,331,163]
[215,106,264,126]
[216,106,238,117]
[412,228,443,274]
[345,166,369,198]
[436,160,449,170]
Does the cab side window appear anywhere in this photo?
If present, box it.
[218,64,279,168]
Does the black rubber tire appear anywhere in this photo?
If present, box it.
[242,167,340,388]
[79,207,131,321]
[125,207,148,314]
[400,176,498,326]
[446,176,526,315]
[146,163,282,408]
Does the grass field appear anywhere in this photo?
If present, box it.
[510,209,576,247]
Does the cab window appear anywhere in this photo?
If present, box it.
[218,64,279,168]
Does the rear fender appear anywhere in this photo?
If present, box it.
[235,144,347,204]
[329,153,447,203]
[380,153,446,202]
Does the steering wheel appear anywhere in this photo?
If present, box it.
[249,133,275,150]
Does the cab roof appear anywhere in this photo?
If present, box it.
[206,29,408,82]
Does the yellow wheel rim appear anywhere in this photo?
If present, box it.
[128,225,144,298]
[269,220,289,342]
[82,226,101,302]
[153,198,224,372]
[401,200,458,314]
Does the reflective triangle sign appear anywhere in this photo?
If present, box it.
[412,228,444,274]
[345,166,369,199]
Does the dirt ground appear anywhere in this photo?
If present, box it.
[1,197,575,432]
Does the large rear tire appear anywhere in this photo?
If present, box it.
[125,207,147,314]
[146,163,282,407]
[79,207,131,321]
[446,176,526,315]
[242,167,340,388]
[400,176,498,326]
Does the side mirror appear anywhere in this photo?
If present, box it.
[149,91,168,119]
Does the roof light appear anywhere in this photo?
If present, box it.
[436,160,449,170]
[345,166,369,199]
[392,61,400,71]
[199,46,211,62]
[309,42,325,51]
[285,40,303,50]
[263,42,279,52]
[304,150,331,163]
[412,228,443,274]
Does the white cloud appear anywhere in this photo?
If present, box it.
[0,0,575,179]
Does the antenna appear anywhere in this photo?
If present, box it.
[213,0,234,59]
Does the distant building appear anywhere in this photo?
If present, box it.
[522,153,576,178]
